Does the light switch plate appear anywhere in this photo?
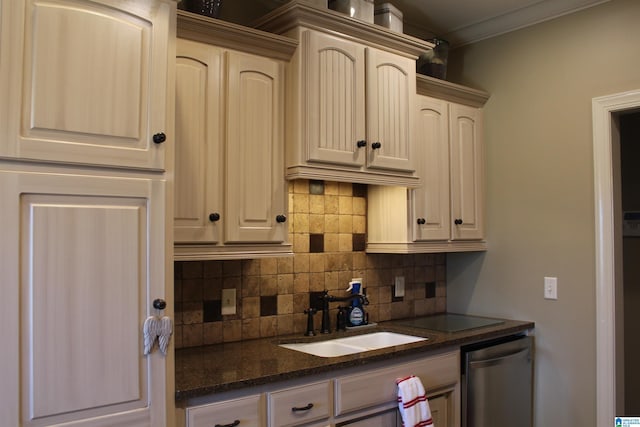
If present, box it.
[222,289,236,315]
[394,276,405,298]
[544,277,558,300]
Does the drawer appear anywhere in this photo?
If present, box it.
[187,394,263,427]
[334,350,459,416]
[268,380,331,427]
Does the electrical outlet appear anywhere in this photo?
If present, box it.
[394,276,405,298]
[222,288,236,315]
[544,277,558,300]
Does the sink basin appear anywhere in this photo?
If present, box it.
[279,332,427,358]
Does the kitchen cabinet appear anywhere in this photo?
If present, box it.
[0,1,176,425]
[334,349,459,426]
[302,30,415,174]
[254,0,431,187]
[367,75,489,253]
[186,394,263,427]
[0,168,171,427]
[429,392,450,427]
[0,0,173,170]
[178,349,459,427]
[174,12,296,260]
[268,380,332,426]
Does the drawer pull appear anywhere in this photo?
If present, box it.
[214,421,239,427]
[291,403,314,412]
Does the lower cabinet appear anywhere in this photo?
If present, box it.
[268,381,332,427]
[187,394,263,427]
[429,393,450,427]
[0,167,169,427]
[181,349,459,427]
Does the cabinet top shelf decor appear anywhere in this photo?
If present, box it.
[252,0,434,59]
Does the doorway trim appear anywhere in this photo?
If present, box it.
[593,89,640,425]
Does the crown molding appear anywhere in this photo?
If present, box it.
[177,10,298,61]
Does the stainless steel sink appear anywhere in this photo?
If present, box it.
[279,331,427,358]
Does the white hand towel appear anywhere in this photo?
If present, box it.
[396,375,434,427]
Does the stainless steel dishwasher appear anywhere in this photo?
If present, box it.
[461,334,534,427]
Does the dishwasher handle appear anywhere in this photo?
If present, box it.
[468,347,530,369]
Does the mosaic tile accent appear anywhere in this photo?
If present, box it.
[174,180,447,348]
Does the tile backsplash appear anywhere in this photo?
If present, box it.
[174,180,446,348]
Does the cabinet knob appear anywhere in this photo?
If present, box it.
[209,212,221,222]
[214,421,240,427]
[152,132,166,144]
[454,218,463,225]
[417,218,426,225]
[276,214,287,223]
[356,140,367,148]
[371,142,382,149]
[152,299,167,310]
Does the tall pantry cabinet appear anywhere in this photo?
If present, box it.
[0,1,176,426]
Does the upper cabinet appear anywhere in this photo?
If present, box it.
[367,75,489,253]
[254,0,430,187]
[0,0,173,170]
[174,12,296,260]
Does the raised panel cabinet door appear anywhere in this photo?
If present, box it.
[366,48,415,173]
[225,51,287,243]
[449,103,485,240]
[174,39,223,244]
[0,171,167,427]
[303,30,366,167]
[412,95,451,241]
[2,0,173,170]
[428,393,450,427]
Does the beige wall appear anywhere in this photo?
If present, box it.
[446,0,640,424]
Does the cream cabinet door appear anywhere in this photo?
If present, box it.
[449,103,485,240]
[1,0,172,170]
[225,50,288,244]
[0,170,168,427]
[174,39,223,244]
[413,95,451,241]
[366,48,415,173]
[429,393,450,427]
[303,30,366,167]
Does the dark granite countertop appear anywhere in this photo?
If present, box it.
[175,314,534,402]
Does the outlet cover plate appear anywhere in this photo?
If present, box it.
[222,288,236,315]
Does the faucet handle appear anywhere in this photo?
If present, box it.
[304,308,317,336]
[336,306,347,331]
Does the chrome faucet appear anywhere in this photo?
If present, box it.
[318,290,369,333]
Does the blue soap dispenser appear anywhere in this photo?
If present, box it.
[346,278,366,327]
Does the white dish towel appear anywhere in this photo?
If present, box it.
[396,375,434,427]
